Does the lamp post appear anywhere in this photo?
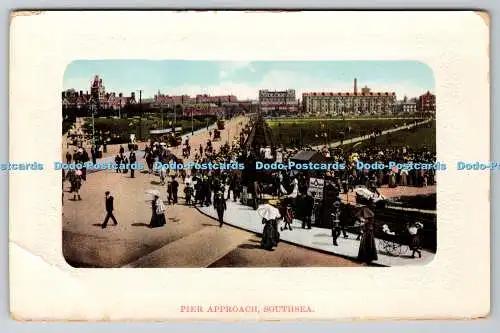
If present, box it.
[137,89,143,141]
[174,105,177,127]
[90,100,96,146]
[191,110,194,135]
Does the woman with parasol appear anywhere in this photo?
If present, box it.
[145,190,166,228]
[355,207,378,263]
[257,202,281,250]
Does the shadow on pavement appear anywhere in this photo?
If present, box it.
[238,243,262,250]
[131,223,150,227]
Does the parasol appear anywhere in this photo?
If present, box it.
[144,189,160,203]
[257,204,281,220]
[287,183,299,198]
[355,206,375,219]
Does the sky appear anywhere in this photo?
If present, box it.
[63,60,434,100]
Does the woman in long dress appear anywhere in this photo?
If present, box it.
[357,218,378,263]
[271,218,280,246]
[260,218,275,250]
[67,170,82,201]
[149,195,166,228]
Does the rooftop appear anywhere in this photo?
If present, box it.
[303,92,396,97]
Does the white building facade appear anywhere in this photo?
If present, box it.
[302,79,397,116]
[396,96,417,114]
[302,91,397,116]
[258,89,298,112]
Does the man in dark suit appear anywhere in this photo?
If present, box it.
[213,191,227,228]
[91,145,97,164]
[129,149,137,178]
[300,192,314,229]
[102,191,118,229]
[171,176,179,204]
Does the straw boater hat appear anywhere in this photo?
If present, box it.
[267,199,280,206]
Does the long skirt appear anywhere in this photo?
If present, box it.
[358,230,378,263]
[156,213,166,227]
[260,223,275,250]
[271,220,280,246]
[410,234,421,251]
[150,213,166,228]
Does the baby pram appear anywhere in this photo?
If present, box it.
[354,186,386,208]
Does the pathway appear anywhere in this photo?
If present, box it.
[74,115,249,175]
[62,115,363,268]
[197,200,435,267]
[313,118,434,150]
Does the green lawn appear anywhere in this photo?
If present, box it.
[266,116,425,127]
[267,118,424,146]
[342,120,436,151]
[78,116,217,144]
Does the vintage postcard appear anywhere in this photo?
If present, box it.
[9,11,490,321]
[61,60,437,268]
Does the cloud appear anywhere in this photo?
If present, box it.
[219,70,229,79]
[160,70,432,101]
[218,61,255,79]
[65,68,433,101]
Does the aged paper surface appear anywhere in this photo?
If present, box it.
[9,11,489,321]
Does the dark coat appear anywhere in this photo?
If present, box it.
[358,220,378,263]
[105,196,114,212]
[214,195,226,212]
[129,152,137,163]
[297,194,314,217]
[171,180,179,192]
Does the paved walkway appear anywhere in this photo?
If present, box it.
[197,200,435,267]
[63,116,234,160]
[81,116,248,175]
[313,118,434,149]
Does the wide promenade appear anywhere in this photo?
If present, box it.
[62,115,363,268]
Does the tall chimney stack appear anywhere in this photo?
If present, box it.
[354,78,358,94]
